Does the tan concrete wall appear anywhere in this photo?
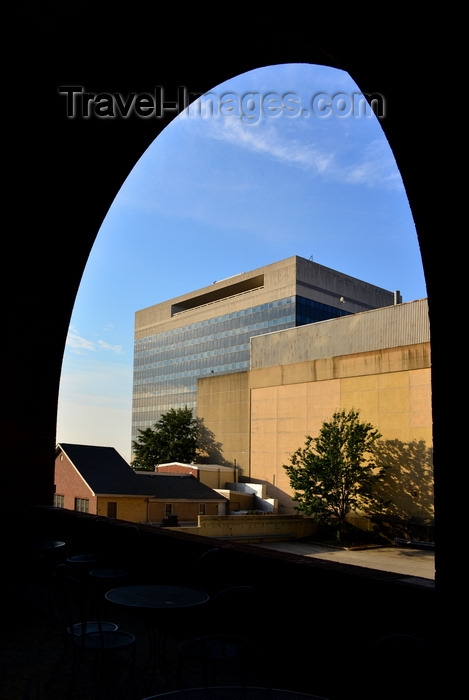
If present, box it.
[198,469,236,490]
[251,298,429,370]
[197,371,250,477]
[215,490,256,512]
[249,343,432,519]
[197,341,432,521]
[175,514,318,540]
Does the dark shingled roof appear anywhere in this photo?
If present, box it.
[56,443,227,500]
[134,473,227,500]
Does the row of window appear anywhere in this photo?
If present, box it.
[131,295,347,443]
[135,297,296,353]
[134,316,295,369]
[54,495,89,513]
[52,497,208,517]
[133,347,252,381]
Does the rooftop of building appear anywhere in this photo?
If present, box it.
[135,256,400,337]
[56,443,227,501]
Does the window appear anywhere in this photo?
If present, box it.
[74,498,89,513]
[107,501,117,519]
[165,503,173,516]
[199,503,206,515]
[53,494,64,508]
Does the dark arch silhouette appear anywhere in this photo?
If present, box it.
[3,7,454,606]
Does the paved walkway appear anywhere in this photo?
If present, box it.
[254,540,435,582]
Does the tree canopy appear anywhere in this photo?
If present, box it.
[131,407,198,471]
[283,408,386,538]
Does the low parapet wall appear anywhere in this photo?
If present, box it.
[23,505,436,700]
[175,513,318,541]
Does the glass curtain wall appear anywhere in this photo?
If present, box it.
[131,295,348,443]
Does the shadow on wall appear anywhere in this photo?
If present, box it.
[196,419,231,466]
[371,438,434,539]
[247,439,434,529]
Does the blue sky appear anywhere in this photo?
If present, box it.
[56,63,427,462]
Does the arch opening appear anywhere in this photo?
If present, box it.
[55,62,430,541]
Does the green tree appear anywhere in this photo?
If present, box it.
[283,409,385,539]
[132,407,198,471]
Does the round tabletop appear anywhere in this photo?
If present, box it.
[30,539,66,550]
[141,688,328,699]
[67,554,100,564]
[105,584,210,610]
[90,567,128,578]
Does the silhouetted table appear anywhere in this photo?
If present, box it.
[66,553,101,568]
[105,585,209,611]
[31,539,66,551]
[141,688,329,699]
[27,538,66,574]
[89,567,129,586]
[105,585,210,678]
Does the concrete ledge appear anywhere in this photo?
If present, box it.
[175,513,318,540]
[215,532,297,543]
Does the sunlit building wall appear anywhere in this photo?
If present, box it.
[198,298,432,523]
[132,256,398,450]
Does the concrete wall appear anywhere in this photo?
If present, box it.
[196,301,433,522]
[250,351,433,518]
[295,255,397,314]
[225,482,278,512]
[175,514,319,541]
[250,298,429,370]
[215,489,256,512]
[197,371,250,477]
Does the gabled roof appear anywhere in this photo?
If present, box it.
[136,473,227,501]
[57,443,144,495]
[56,443,227,501]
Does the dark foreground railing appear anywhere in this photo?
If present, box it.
[7,505,437,700]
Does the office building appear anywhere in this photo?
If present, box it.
[132,256,400,447]
[198,297,432,523]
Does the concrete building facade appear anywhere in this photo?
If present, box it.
[197,299,433,527]
[132,256,399,448]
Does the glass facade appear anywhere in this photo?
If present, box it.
[132,295,349,443]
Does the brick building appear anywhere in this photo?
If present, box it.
[54,443,227,524]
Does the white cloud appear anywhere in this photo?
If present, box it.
[205,116,334,174]
[97,339,124,353]
[66,326,123,354]
[66,327,95,352]
[199,116,402,191]
[341,140,404,190]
